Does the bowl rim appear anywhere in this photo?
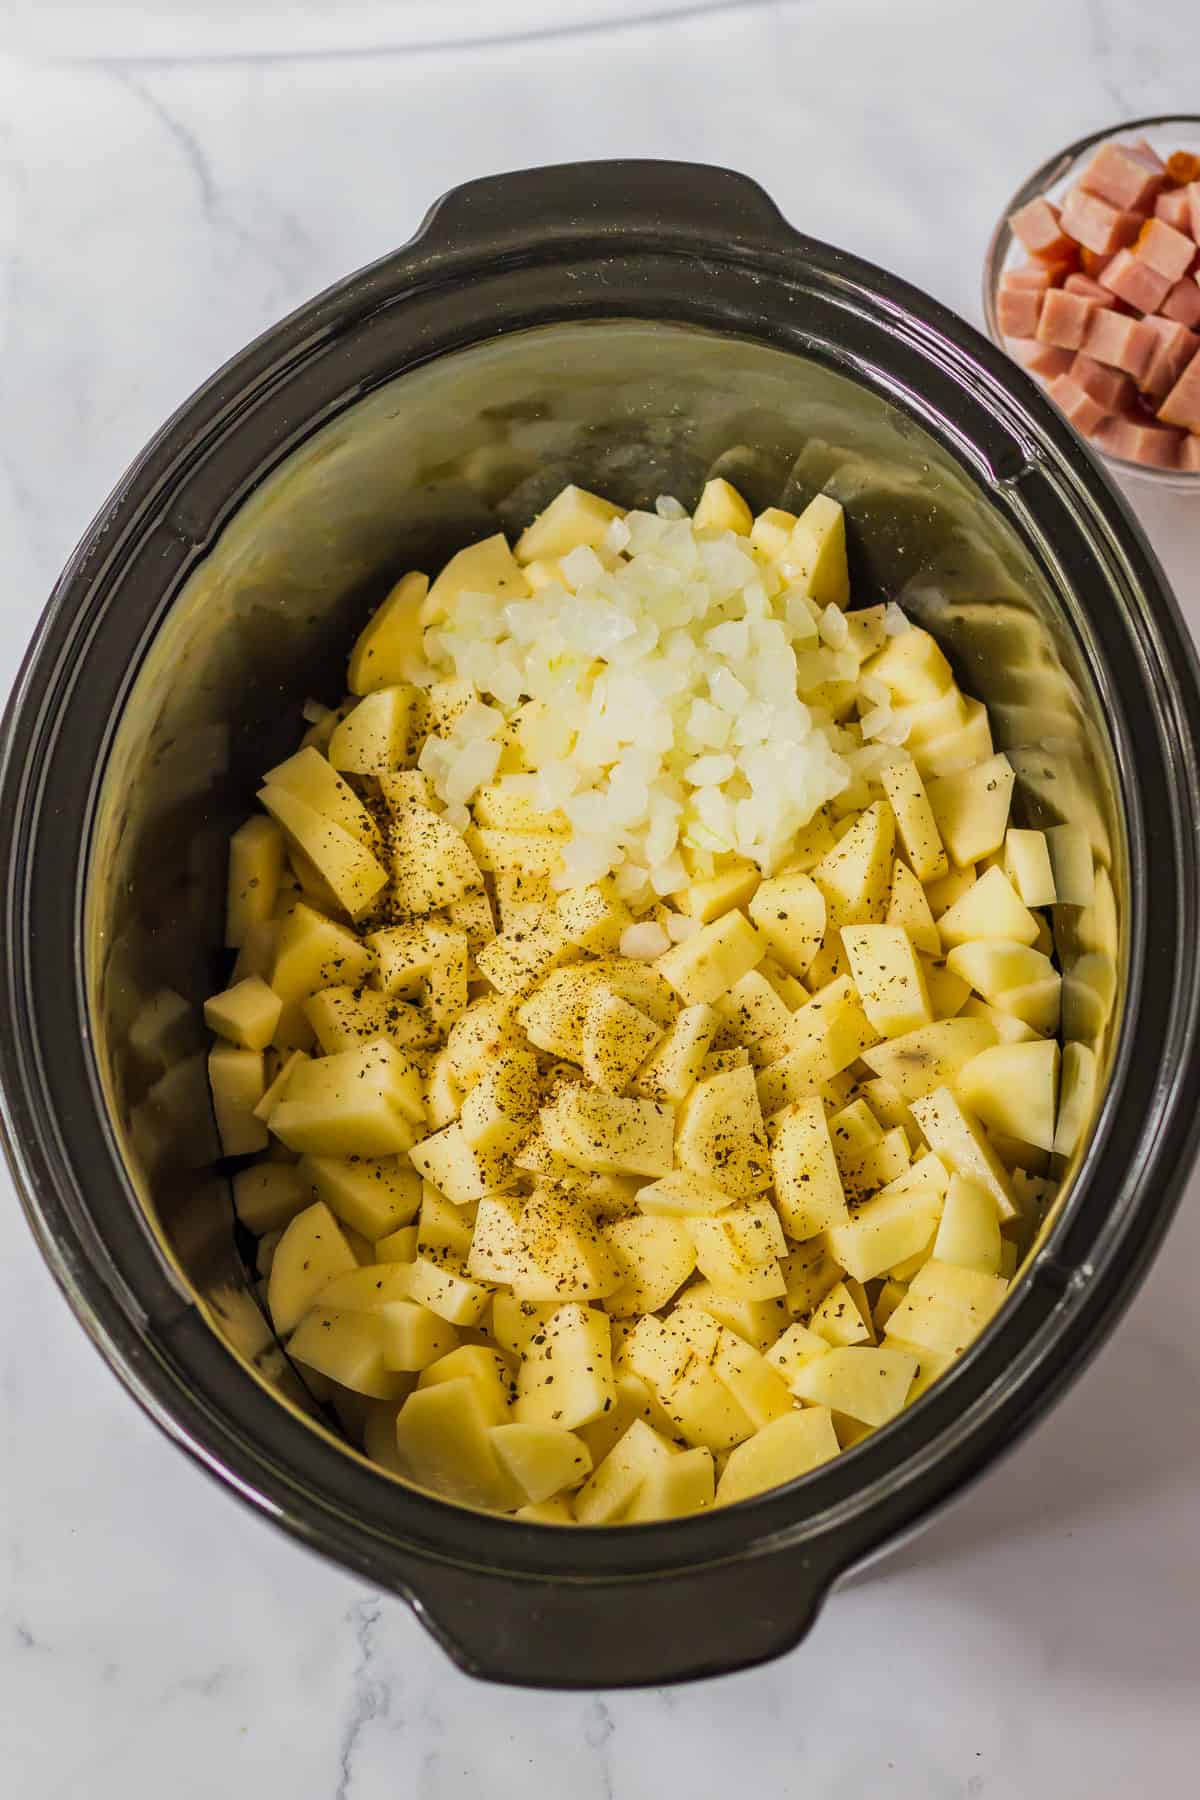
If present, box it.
[981,112,1200,492]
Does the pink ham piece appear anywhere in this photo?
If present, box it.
[1100,249,1174,314]
[1007,337,1074,380]
[1047,374,1109,434]
[1161,280,1200,329]
[1060,186,1144,256]
[1064,272,1114,305]
[1009,198,1075,261]
[1158,355,1200,432]
[997,286,1043,337]
[1140,318,1199,399]
[1082,308,1160,381]
[1081,141,1164,213]
[1095,416,1183,468]
[1004,263,1062,293]
[1180,435,1200,472]
[1155,188,1194,232]
[1133,217,1197,282]
[1036,288,1097,350]
[1189,184,1200,244]
[1070,352,1135,412]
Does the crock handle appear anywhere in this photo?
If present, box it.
[399,1546,837,1688]
[413,159,795,257]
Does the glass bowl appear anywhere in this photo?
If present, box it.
[983,114,1200,493]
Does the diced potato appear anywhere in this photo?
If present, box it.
[574,1419,677,1524]
[825,1154,949,1283]
[878,756,947,883]
[682,1284,790,1353]
[624,1446,716,1522]
[749,506,798,560]
[926,755,1015,868]
[368,922,469,1032]
[270,1040,424,1157]
[518,959,676,1062]
[391,804,485,915]
[946,940,1061,1034]
[347,571,428,694]
[765,1323,832,1381]
[602,1215,696,1316]
[423,534,530,625]
[424,1048,463,1130]
[657,909,765,1006]
[418,1345,513,1427]
[887,861,940,955]
[923,863,977,917]
[510,1189,621,1303]
[810,1279,874,1347]
[489,1422,592,1504]
[884,1259,1008,1357]
[932,1175,1003,1276]
[634,1170,734,1219]
[715,1407,840,1504]
[289,1306,405,1400]
[841,924,933,1038]
[812,802,894,923]
[270,901,373,1023]
[209,1043,269,1155]
[417,1187,477,1263]
[959,996,1037,1045]
[909,1085,1018,1222]
[263,746,380,847]
[408,1120,512,1204]
[541,1089,675,1179]
[514,1496,576,1524]
[1045,824,1095,907]
[259,782,388,920]
[475,914,580,996]
[253,1048,309,1122]
[226,816,285,948]
[713,1329,793,1428]
[1004,829,1056,908]
[465,1194,527,1285]
[457,1049,540,1156]
[914,696,995,780]
[490,1294,556,1360]
[394,1377,523,1510]
[1054,1041,1098,1158]
[715,971,794,1057]
[789,1345,918,1426]
[316,1261,416,1312]
[328,685,423,775]
[785,495,850,607]
[304,985,434,1057]
[1076,865,1118,957]
[679,860,762,924]
[937,866,1038,950]
[375,1224,419,1263]
[755,977,878,1115]
[232,1161,308,1234]
[444,994,522,1087]
[555,884,632,953]
[267,1200,358,1335]
[405,1257,491,1326]
[770,1098,849,1239]
[687,1198,787,1300]
[581,989,664,1093]
[958,1039,1060,1152]
[515,487,624,563]
[1061,951,1118,1042]
[779,1241,842,1315]
[694,477,752,535]
[514,1303,616,1429]
[676,1065,771,1199]
[864,627,954,705]
[861,1076,921,1140]
[633,1003,719,1103]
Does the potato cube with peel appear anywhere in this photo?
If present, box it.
[810,1280,874,1348]
[633,1003,719,1103]
[263,745,381,848]
[510,1189,622,1303]
[693,476,753,535]
[602,1216,697,1316]
[489,1422,593,1504]
[391,804,486,915]
[909,1086,1018,1221]
[958,1039,1060,1152]
[555,884,633,953]
[878,756,948,883]
[676,1065,772,1199]
[300,1154,422,1241]
[1003,829,1057,908]
[270,1040,425,1157]
[926,755,1015,868]
[937,866,1039,950]
[226,815,285,948]
[624,1446,716,1521]
[657,909,766,1006]
[812,802,895,923]
[271,901,373,1009]
[861,1015,1000,1104]
[887,861,940,955]
[825,1154,949,1284]
[348,570,428,694]
[259,783,389,919]
[289,1306,406,1400]
[747,870,826,976]
[209,1043,268,1156]
[784,495,850,607]
[267,1200,359,1336]
[841,924,933,1038]
[515,485,624,563]
[883,1258,1009,1357]
[459,1049,541,1154]
[789,1345,919,1426]
[514,1302,616,1430]
[678,860,761,924]
[574,1419,678,1524]
[764,1323,832,1382]
[715,1407,841,1504]
[687,1198,787,1301]
[770,1098,849,1240]
[582,989,665,1092]
[394,1377,523,1511]
[328,685,423,775]
[541,1089,676,1178]
[405,1257,491,1326]
[418,1345,514,1427]
[932,1175,1003,1276]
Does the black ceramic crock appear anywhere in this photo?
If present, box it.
[2,162,1200,1688]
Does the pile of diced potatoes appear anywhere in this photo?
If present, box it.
[204,480,1111,1524]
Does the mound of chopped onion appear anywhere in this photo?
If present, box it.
[414,499,890,907]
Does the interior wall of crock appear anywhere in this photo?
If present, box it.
[83,317,1126,1399]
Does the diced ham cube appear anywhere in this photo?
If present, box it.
[1161,279,1200,329]
[1189,184,1200,244]
[1140,318,1199,399]
[1083,309,1160,381]
[1155,188,1194,231]
[1134,216,1196,281]
[1003,263,1057,292]
[1130,139,1167,176]
[1180,434,1200,472]
[1036,288,1097,350]
[1100,249,1174,314]
[1007,336,1074,380]
[1064,272,1114,305]
[1047,374,1109,434]
[1060,186,1144,256]
[1009,198,1074,261]
[1070,353,1135,412]
[1081,141,1164,213]
[1158,355,1200,432]
[1096,416,1183,468]
[997,286,1043,338]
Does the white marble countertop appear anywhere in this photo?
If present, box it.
[2,4,1198,1794]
